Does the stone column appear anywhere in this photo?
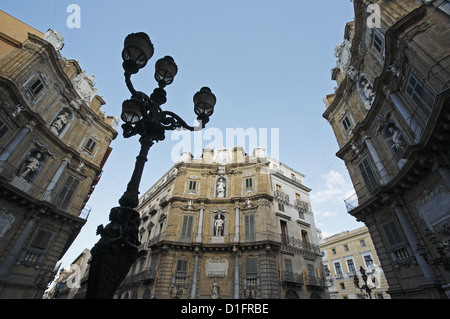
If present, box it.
[364,137,390,184]
[0,215,38,276]
[0,126,31,164]
[234,205,240,243]
[190,249,199,298]
[41,158,70,201]
[389,92,423,143]
[195,206,204,243]
[234,248,240,299]
[392,202,438,283]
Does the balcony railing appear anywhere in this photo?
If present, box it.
[282,272,304,286]
[295,199,310,213]
[274,190,289,203]
[145,231,322,257]
[0,160,89,219]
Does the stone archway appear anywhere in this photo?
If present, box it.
[285,289,299,299]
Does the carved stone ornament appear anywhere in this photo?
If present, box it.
[72,71,98,104]
[206,257,228,278]
[416,185,450,232]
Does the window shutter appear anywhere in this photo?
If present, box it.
[358,158,378,192]
[31,230,52,249]
[54,176,80,209]
[383,220,403,247]
[180,215,193,241]
[244,214,255,241]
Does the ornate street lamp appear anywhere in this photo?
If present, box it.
[85,32,216,299]
[353,266,375,299]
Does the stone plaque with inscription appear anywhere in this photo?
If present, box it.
[416,185,450,231]
[205,257,228,278]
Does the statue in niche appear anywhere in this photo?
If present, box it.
[216,177,226,198]
[210,280,220,299]
[50,111,70,135]
[385,123,408,159]
[21,152,42,178]
[358,75,375,110]
[214,214,224,237]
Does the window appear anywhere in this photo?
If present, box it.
[176,260,188,275]
[344,245,349,252]
[405,72,434,117]
[360,240,366,247]
[244,214,256,241]
[278,203,285,212]
[346,259,356,273]
[180,215,194,242]
[30,230,52,250]
[188,180,197,191]
[84,138,97,153]
[29,78,44,97]
[54,175,80,210]
[342,116,352,132]
[364,255,374,267]
[245,177,253,189]
[358,157,379,192]
[332,248,337,255]
[382,220,404,247]
[334,262,342,275]
[307,264,315,279]
[0,120,8,140]
[245,258,258,278]
[372,31,384,54]
[284,259,293,274]
[340,283,346,290]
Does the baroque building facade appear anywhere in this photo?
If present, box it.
[116,147,328,299]
[323,1,449,298]
[321,226,390,299]
[0,11,118,298]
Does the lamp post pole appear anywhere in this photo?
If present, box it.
[85,32,216,299]
[353,266,374,299]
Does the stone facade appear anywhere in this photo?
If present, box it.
[0,11,118,298]
[321,226,390,299]
[116,147,328,299]
[323,1,450,298]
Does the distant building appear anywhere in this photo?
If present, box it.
[116,147,328,299]
[47,248,91,299]
[0,11,118,298]
[323,1,449,298]
[321,226,390,299]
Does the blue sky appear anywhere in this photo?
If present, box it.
[1,0,363,270]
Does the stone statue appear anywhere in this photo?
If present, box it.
[216,177,226,198]
[21,152,42,178]
[214,214,224,237]
[210,280,220,299]
[50,112,69,135]
[389,127,406,152]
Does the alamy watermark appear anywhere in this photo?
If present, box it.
[367,4,381,29]
[66,4,81,29]
[170,124,280,164]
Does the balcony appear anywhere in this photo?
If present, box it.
[121,269,155,288]
[146,231,321,259]
[274,190,289,203]
[282,272,304,287]
[0,160,89,219]
[295,199,310,213]
[305,275,327,289]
